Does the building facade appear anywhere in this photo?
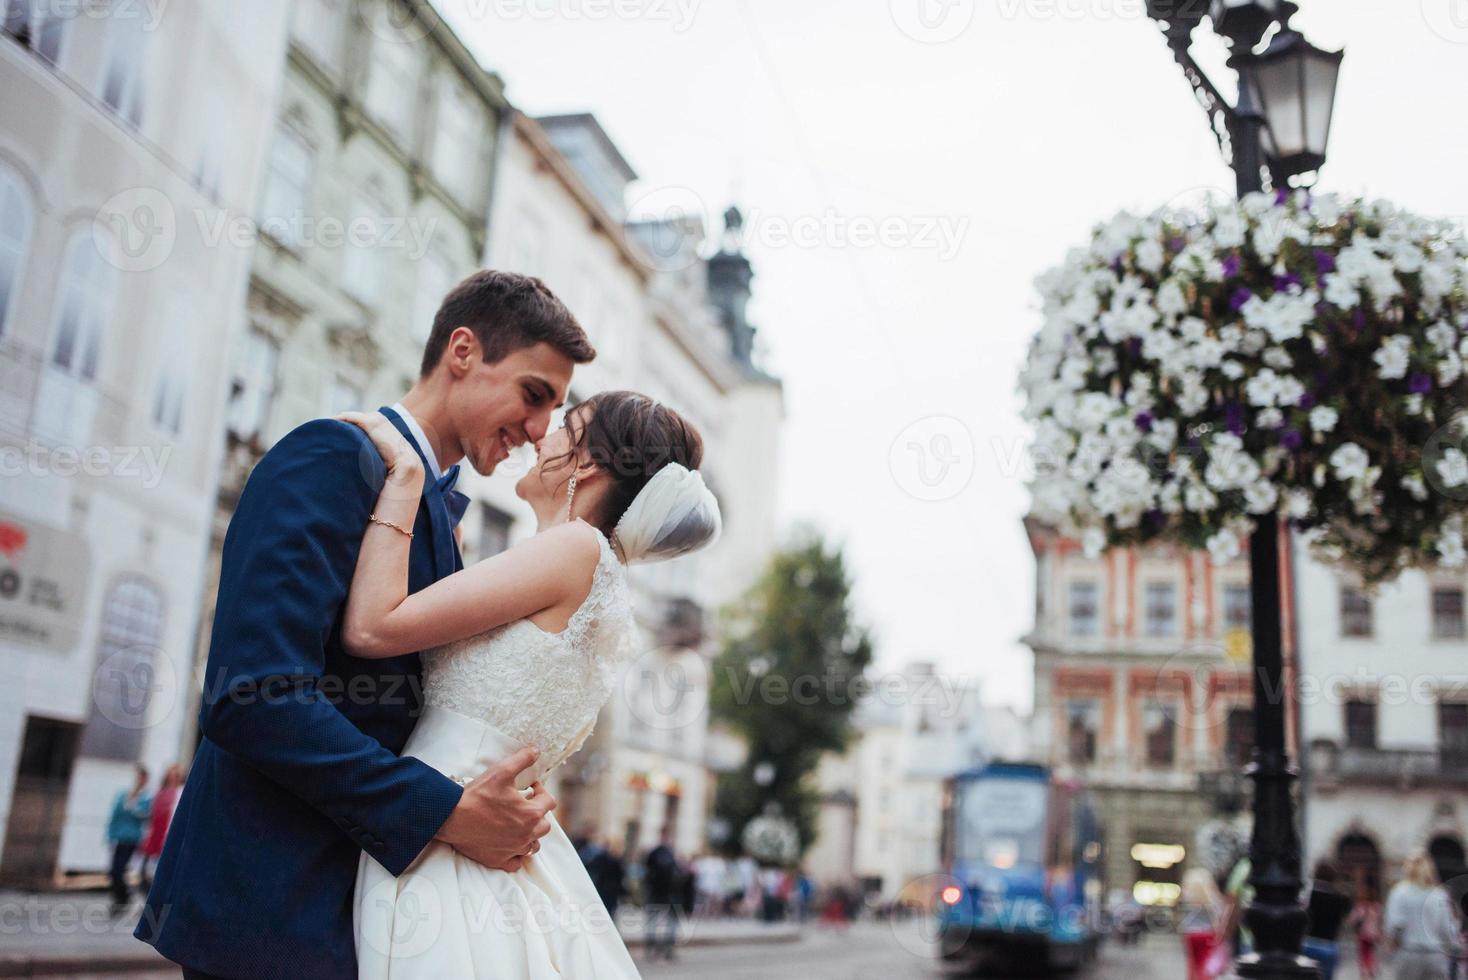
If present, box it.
[807,662,1027,899]
[0,0,291,881]
[480,109,785,861]
[193,0,508,746]
[1297,551,1468,900]
[1024,519,1262,904]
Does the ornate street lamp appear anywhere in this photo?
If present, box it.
[1143,3,1342,979]
[1252,23,1344,181]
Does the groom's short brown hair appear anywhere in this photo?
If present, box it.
[420,270,595,377]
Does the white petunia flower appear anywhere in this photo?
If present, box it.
[1309,406,1339,432]
[1372,335,1411,380]
[1438,529,1466,569]
[1081,526,1107,559]
[1330,443,1370,482]
[1207,529,1241,565]
[1400,473,1429,501]
[1437,448,1468,489]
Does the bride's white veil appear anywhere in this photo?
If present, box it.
[610,463,721,565]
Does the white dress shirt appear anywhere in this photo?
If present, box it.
[390,402,443,482]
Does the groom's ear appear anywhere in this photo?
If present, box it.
[443,327,481,378]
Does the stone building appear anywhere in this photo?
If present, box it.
[479,108,785,860]
[193,0,508,746]
[807,662,1027,898]
[1024,518,1262,904]
[0,0,291,880]
[1297,553,1468,898]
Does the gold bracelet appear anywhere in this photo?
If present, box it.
[368,514,413,538]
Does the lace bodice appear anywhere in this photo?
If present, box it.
[421,523,637,785]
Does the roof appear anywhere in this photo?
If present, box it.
[534,112,639,183]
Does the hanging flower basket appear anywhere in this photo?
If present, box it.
[1020,191,1468,584]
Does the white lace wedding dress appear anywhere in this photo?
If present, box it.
[355,524,643,978]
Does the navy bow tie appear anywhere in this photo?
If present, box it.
[434,465,470,528]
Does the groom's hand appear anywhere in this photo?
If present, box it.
[433,745,556,872]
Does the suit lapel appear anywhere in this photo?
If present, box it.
[377,405,455,580]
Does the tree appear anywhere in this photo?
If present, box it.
[710,529,873,859]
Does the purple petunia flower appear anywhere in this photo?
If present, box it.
[1135,411,1154,433]
[1275,187,1290,206]
[1229,287,1253,312]
[1297,391,1316,410]
[1225,402,1246,436]
[1274,273,1303,292]
[1315,250,1336,275]
[1410,373,1433,394]
[1352,308,1368,331]
[1281,429,1303,450]
[1222,254,1241,278]
[1168,237,1185,253]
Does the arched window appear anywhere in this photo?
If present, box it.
[2,1,70,64]
[34,231,118,446]
[48,231,117,383]
[0,162,33,339]
[79,575,166,761]
[98,11,149,127]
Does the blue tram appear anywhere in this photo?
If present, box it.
[937,762,1106,972]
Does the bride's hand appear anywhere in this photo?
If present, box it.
[337,412,424,489]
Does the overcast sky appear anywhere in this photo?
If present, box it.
[442,0,1468,711]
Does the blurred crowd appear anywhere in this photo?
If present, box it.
[568,828,866,961]
[1164,850,1467,980]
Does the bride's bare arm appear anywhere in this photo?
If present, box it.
[336,412,600,659]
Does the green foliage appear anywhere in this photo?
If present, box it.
[709,528,873,859]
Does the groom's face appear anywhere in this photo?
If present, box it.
[450,339,574,476]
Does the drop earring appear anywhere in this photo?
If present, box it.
[566,475,578,517]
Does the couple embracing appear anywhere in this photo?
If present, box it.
[135,271,721,978]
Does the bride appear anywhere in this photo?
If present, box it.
[336,390,720,978]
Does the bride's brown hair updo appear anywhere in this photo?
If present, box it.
[542,391,705,539]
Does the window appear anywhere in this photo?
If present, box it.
[1441,703,1468,767]
[478,503,513,560]
[3,1,69,63]
[292,0,345,71]
[1433,587,1465,639]
[1344,699,1377,750]
[321,375,364,414]
[342,190,389,304]
[1068,581,1100,638]
[1223,583,1251,632]
[431,73,483,204]
[1144,582,1177,637]
[227,328,279,442]
[1066,700,1099,765]
[1225,706,1253,768]
[412,244,458,344]
[258,126,313,248]
[0,163,33,339]
[151,306,191,435]
[364,12,420,141]
[192,85,231,203]
[99,13,149,127]
[1143,701,1176,767]
[1340,587,1373,638]
[48,232,116,383]
[79,576,165,761]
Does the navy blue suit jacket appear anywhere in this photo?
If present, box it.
[136,408,464,979]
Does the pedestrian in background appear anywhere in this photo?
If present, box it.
[692,851,726,917]
[1180,868,1226,980]
[643,827,681,961]
[1349,883,1384,980]
[1384,850,1463,980]
[138,764,183,892]
[105,766,151,913]
[1302,858,1355,980]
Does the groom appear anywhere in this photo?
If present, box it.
[136,271,596,979]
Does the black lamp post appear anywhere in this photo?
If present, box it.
[1142,3,1342,979]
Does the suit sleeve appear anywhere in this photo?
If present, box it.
[198,418,462,875]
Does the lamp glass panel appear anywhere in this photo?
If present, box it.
[1303,51,1340,155]
[1255,55,1305,156]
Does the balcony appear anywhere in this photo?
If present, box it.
[1310,740,1468,790]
